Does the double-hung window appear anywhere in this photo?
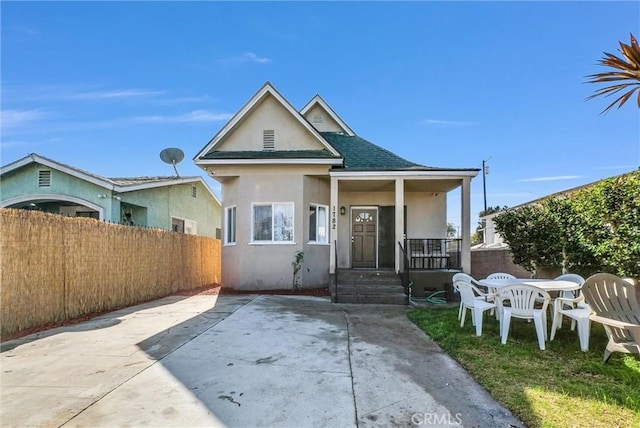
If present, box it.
[309,204,328,244]
[252,202,294,243]
[225,206,236,245]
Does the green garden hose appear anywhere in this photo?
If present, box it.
[408,282,448,304]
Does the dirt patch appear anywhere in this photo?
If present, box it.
[1,285,331,342]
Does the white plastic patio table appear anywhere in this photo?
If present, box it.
[477,278,581,293]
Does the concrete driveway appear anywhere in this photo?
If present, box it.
[1,294,523,427]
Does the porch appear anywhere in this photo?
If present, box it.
[331,239,462,304]
[328,172,475,276]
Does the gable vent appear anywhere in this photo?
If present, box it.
[38,170,52,187]
[312,114,324,124]
[192,185,197,198]
[263,130,275,151]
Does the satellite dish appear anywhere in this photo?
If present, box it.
[160,147,184,177]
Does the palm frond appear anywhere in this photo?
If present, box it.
[585,33,640,114]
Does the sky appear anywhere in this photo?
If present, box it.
[2,1,639,232]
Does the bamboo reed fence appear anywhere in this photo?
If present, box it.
[0,208,221,337]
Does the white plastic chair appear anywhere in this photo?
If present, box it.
[486,272,516,280]
[549,274,590,351]
[452,273,486,320]
[484,273,515,315]
[454,277,496,337]
[497,284,551,350]
[582,273,640,363]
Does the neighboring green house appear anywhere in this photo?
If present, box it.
[194,82,480,291]
[1,153,221,238]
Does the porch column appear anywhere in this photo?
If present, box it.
[460,176,472,273]
[395,178,405,273]
[330,176,339,274]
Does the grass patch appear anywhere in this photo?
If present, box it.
[408,307,640,428]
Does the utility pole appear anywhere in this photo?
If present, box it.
[482,159,489,214]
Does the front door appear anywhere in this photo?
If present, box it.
[352,207,377,268]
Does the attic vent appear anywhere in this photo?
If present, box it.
[312,114,324,124]
[263,130,275,151]
[38,170,51,187]
[192,185,197,198]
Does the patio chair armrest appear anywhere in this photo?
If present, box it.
[556,295,584,305]
[589,314,639,331]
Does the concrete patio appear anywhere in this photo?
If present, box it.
[1,294,524,427]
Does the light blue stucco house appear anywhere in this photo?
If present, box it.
[1,153,221,238]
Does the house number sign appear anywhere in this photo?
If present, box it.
[332,205,337,230]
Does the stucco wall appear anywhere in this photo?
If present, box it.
[216,95,325,152]
[220,167,306,289]
[302,105,344,133]
[122,181,220,238]
[1,163,113,217]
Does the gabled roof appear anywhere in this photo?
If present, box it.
[1,153,221,204]
[321,132,478,173]
[300,94,355,136]
[194,82,342,164]
[321,132,421,170]
[200,149,340,162]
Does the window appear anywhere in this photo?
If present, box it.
[263,129,275,151]
[184,220,197,235]
[171,217,197,235]
[191,185,197,198]
[225,206,236,244]
[252,203,294,243]
[309,204,328,243]
[38,170,51,187]
[172,218,185,233]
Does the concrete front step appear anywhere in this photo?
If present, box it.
[336,293,408,305]
[335,284,407,305]
[334,269,407,305]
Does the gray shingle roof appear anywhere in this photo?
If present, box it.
[200,149,340,160]
[320,132,434,171]
[109,176,201,186]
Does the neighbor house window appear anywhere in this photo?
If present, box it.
[184,220,197,235]
[38,170,51,187]
[252,202,294,243]
[172,217,197,235]
[225,206,236,244]
[172,217,185,233]
[309,204,328,243]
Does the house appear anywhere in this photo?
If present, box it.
[0,153,222,238]
[194,82,480,292]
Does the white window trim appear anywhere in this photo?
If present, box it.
[308,203,329,245]
[250,202,295,245]
[171,216,197,235]
[224,205,237,246]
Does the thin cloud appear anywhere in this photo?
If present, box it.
[217,52,272,67]
[67,89,164,100]
[133,110,233,124]
[242,52,271,64]
[518,175,582,182]
[4,85,165,102]
[157,95,211,105]
[1,109,48,129]
[422,118,479,127]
